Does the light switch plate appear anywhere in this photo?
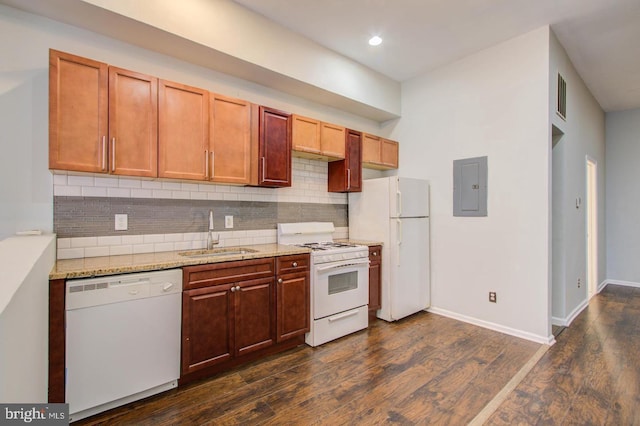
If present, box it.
[225,215,233,229]
[115,214,128,231]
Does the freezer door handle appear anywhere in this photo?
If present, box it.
[396,190,402,216]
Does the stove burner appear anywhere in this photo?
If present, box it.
[296,241,357,251]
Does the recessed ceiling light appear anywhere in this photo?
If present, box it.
[368,36,382,46]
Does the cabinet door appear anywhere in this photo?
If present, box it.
[276,272,310,342]
[368,246,382,312]
[182,285,233,375]
[362,133,381,165]
[210,94,253,184]
[49,50,108,172]
[380,139,399,169]
[327,129,362,192]
[320,122,346,160]
[158,80,209,180]
[346,129,362,192]
[108,67,158,177]
[292,115,321,155]
[234,277,275,357]
[258,106,291,187]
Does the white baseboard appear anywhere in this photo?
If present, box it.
[604,279,640,289]
[552,298,589,327]
[427,307,555,345]
[598,279,609,293]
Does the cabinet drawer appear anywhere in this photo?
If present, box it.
[369,246,382,264]
[276,254,310,275]
[183,258,275,290]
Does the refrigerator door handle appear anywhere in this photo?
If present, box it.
[396,190,402,216]
[396,218,402,267]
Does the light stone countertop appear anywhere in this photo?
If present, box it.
[50,243,310,280]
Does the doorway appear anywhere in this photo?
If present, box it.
[586,157,598,298]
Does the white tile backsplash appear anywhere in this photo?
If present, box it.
[52,158,347,205]
[57,227,349,259]
[54,157,349,259]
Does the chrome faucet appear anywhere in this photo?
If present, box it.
[206,210,219,249]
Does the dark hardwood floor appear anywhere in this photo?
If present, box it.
[488,284,640,425]
[75,284,640,425]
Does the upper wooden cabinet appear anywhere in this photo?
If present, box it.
[256,106,292,187]
[209,94,254,184]
[158,79,209,181]
[50,51,158,176]
[292,115,345,161]
[108,67,158,177]
[328,129,362,192]
[362,133,399,170]
[49,50,108,173]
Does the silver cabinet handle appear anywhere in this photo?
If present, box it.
[372,252,378,256]
[347,168,351,190]
[235,285,240,291]
[261,157,266,183]
[101,136,106,171]
[277,278,283,284]
[205,150,209,178]
[211,151,215,178]
[111,137,116,172]
[230,286,235,292]
[292,261,298,267]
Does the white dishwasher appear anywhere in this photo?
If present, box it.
[65,269,182,422]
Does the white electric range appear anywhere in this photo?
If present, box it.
[277,222,370,347]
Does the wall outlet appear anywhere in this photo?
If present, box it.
[114,214,128,231]
[225,215,233,229]
[489,292,497,303]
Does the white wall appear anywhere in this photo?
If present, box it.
[0,4,387,240]
[395,27,552,342]
[606,108,640,284]
[549,31,606,323]
[0,235,56,402]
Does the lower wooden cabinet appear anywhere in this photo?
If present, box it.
[182,284,233,374]
[368,245,382,318]
[181,254,309,382]
[276,255,310,342]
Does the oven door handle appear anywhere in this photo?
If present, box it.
[316,259,370,272]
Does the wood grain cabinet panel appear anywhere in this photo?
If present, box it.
[108,67,158,177]
[328,129,362,192]
[182,285,233,375]
[234,277,275,356]
[209,94,254,184]
[49,49,108,172]
[276,254,310,342]
[158,80,209,181]
[380,138,399,168]
[368,246,382,317]
[292,115,321,155]
[320,122,346,160]
[292,115,345,161]
[257,106,292,187]
[362,133,399,170]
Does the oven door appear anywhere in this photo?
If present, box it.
[313,258,369,319]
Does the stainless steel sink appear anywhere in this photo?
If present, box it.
[178,247,259,258]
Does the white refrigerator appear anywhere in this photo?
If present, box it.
[349,177,430,321]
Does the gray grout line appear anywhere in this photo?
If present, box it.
[468,344,550,426]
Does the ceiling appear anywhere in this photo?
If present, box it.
[234,0,640,112]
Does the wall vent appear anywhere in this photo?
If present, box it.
[557,73,567,120]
